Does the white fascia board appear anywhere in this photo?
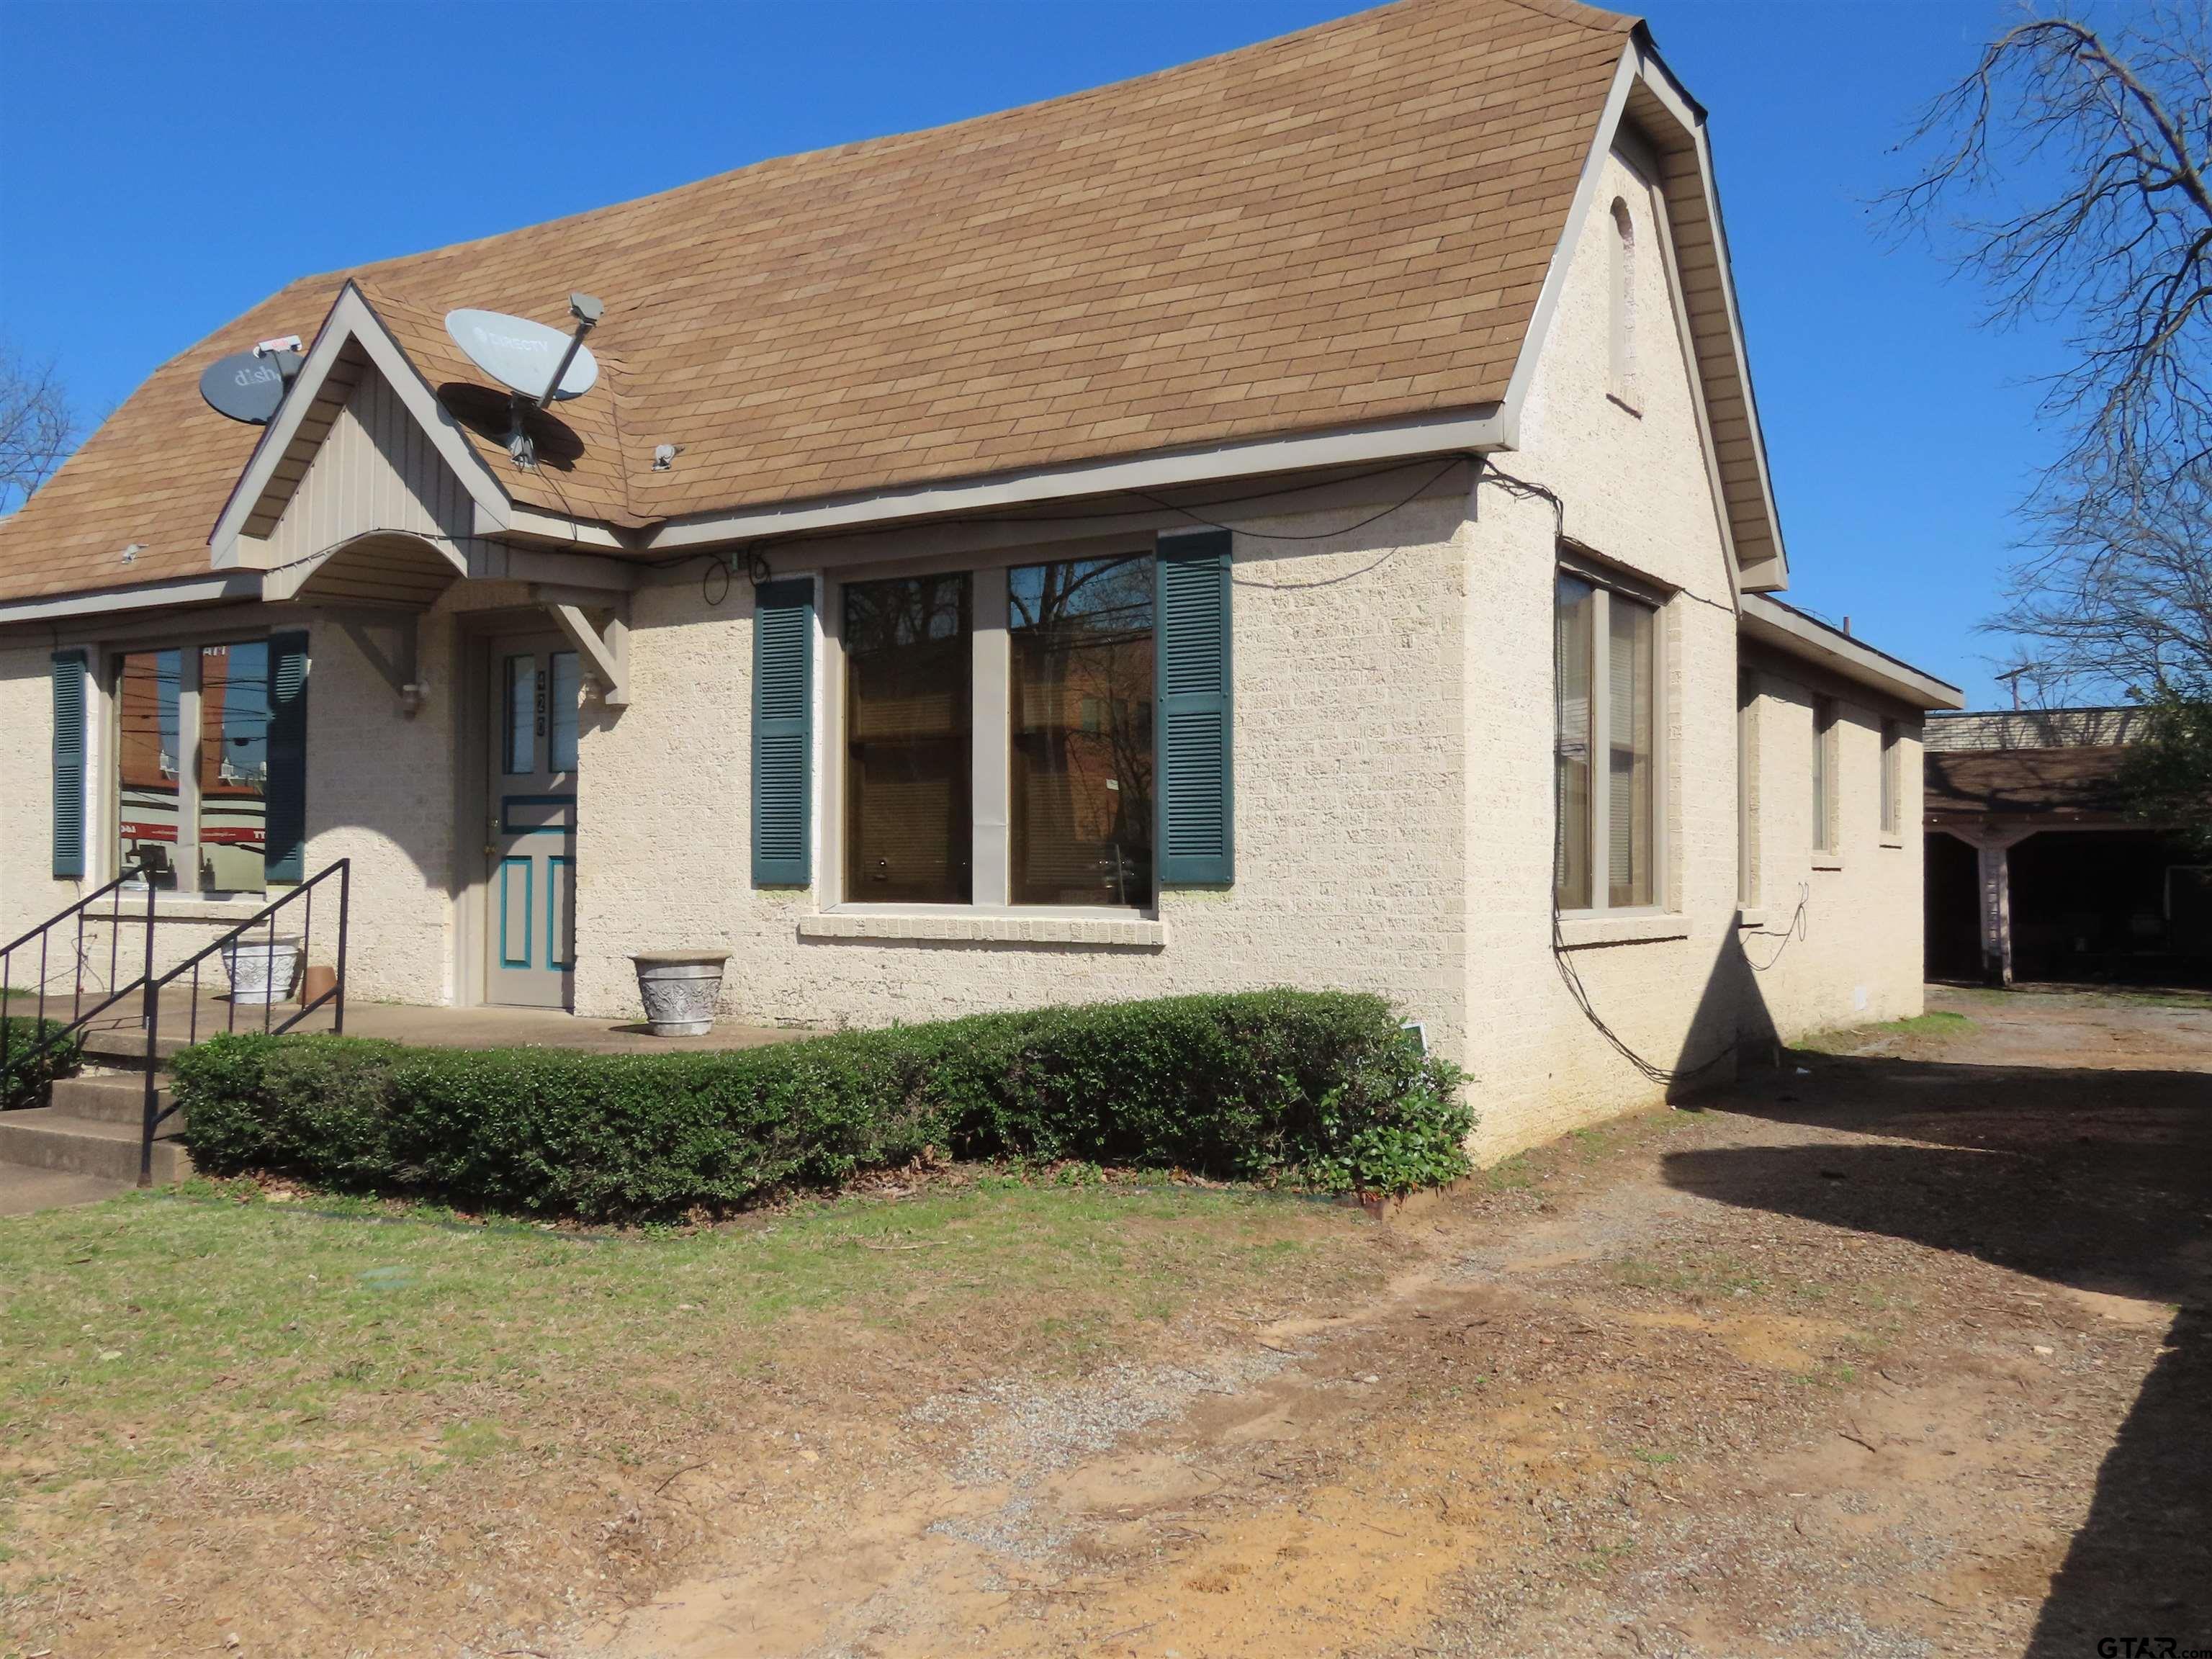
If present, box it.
[1740,593,1964,711]
[0,571,264,629]
[640,407,1508,554]
[1495,40,1792,598]
[207,283,514,563]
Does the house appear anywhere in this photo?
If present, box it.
[1925,709,2211,986]
[0,0,1960,1161]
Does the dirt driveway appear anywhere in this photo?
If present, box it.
[585,989,2212,1659]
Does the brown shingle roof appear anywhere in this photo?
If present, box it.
[0,0,1637,602]
[1923,747,2136,820]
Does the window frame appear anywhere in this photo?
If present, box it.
[1737,670,1759,907]
[1812,695,1840,856]
[103,629,278,901]
[819,539,1162,920]
[1879,717,1903,841]
[1554,554,1671,920]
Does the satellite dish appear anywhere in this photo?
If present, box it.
[199,349,302,425]
[445,308,598,401]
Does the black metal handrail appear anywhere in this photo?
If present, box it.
[1,873,158,1108]
[138,859,351,1184]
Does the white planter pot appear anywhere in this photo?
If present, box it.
[631,952,729,1037]
[222,936,302,1006]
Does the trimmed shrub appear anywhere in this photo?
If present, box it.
[174,991,1471,1220]
[1,1016,83,1110]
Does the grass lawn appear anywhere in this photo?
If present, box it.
[1796,1009,1976,1055]
[1,1172,1393,1655]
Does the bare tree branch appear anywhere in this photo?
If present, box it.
[1889,5,2212,526]
[0,340,79,516]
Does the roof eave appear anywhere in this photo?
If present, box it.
[1741,592,1964,711]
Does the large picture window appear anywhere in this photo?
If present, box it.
[1010,556,1155,906]
[844,573,973,904]
[116,640,274,895]
[1555,567,1662,913]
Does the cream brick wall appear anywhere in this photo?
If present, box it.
[1737,651,1926,1043]
[573,485,1479,1054]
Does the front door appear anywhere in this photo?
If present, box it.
[485,632,579,1007]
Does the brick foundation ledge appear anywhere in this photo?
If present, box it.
[796,914,1168,948]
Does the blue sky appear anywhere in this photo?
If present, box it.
[1,0,2061,707]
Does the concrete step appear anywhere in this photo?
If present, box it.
[0,1109,192,1184]
[77,1026,192,1066]
[50,1071,179,1128]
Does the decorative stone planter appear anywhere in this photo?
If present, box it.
[221,935,302,1006]
[631,951,730,1037]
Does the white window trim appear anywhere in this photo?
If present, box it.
[817,539,1162,924]
[1557,554,1673,921]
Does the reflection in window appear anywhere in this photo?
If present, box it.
[117,649,182,889]
[503,655,536,775]
[198,641,270,894]
[844,574,971,903]
[1554,576,1593,909]
[1608,595,1655,908]
[548,651,580,772]
[1010,557,1154,907]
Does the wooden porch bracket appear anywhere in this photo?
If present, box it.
[540,595,631,708]
[332,611,428,717]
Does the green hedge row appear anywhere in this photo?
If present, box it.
[1,1016,83,1110]
[174,991,1472,1220]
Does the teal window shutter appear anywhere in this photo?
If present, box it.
[265,631,310,882]
[1154,529,1234,886]
[752,577,814,886]
[50,651,88,880]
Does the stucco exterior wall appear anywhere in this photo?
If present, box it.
[1737,648,1927,1042]
[1440,146,1754,1159]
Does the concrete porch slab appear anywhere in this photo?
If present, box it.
[49,988,819,1058]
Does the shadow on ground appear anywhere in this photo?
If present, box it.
[1663,1049,2211,1655]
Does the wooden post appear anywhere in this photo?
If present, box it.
[1977,839,2013,987]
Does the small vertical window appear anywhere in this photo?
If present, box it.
[1880,718,1902,837]
[503,655,536,775]
[1608,197,1637,408]
[1554,575,1596,909]
[844,572,973,904]
[1812,696,1838,853]
[1009,556,1155,907]
[1737,672,1758,906]
[1607,595,1655,907]
[547,650,580,773]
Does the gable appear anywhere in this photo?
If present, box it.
[242,359,477,607]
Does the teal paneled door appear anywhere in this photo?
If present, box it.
[485,633,579,1008]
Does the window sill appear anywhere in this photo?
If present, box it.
[799,912,1166,948]
[1735,907,1768,930]
[1556,911,1691,949]
[112,892,274,923]
[1879,836,1906,850]
[1812,852,1845,871]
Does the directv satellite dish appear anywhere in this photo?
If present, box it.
[445,308,598,402]
[199,349,302,425]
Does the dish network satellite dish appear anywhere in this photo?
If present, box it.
[444,294,604,467]
[199,337,305,425]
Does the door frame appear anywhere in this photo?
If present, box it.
[453,611,586,1012]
